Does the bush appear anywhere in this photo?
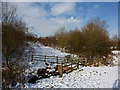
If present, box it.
[55,18,112,66]
[2,2,32,88]
[81,18,111,58]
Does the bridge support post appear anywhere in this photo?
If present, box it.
[58,63,63,76]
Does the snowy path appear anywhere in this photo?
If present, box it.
[33,43,68,57]
[25,43,119,88]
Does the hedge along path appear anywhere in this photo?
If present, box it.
[31,54,88,76]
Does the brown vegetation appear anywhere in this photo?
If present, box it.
[41,18,116,66]
[2,2,35,88]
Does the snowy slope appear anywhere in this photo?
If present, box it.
[24,42,119,88]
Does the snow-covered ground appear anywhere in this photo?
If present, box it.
[25,66,118,88]
[112,50,119,65]
[23,42,119,88]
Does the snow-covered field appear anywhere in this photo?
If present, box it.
[23,42,119,88]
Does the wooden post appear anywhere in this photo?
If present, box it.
[71,60,73,71]
[56,56,58,64]
[61,63,63,75]
[58,63,63,76]
[31,55,33,62]
[64,58,65,63]
[86,58,87,66]
[77,61,79,69]
[85,58,87,66]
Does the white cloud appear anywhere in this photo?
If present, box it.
[14,2,82,37]
[51,2,76,16]
[16,3,48,18]
[31,17,82,36]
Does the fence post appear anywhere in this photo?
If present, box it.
[61,62,63,76]
[58,63,63,77]
[56,56,58,64]
[77,60,79,69]
[71,60,73,71]
[31,55,33,62]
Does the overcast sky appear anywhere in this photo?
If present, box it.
[13,2,118,37]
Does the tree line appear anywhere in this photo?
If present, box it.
[42,18,119,58]
[38,18,119,66]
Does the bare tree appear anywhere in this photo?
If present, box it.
[81,18,111,58]
[55,18,112,66]
[2,2,31,88]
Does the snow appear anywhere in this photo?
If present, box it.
[112,50,119,65]
[24,42,119,88]
[25,66,118,88]
[33,42,69,57]
[112,50,119,55]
